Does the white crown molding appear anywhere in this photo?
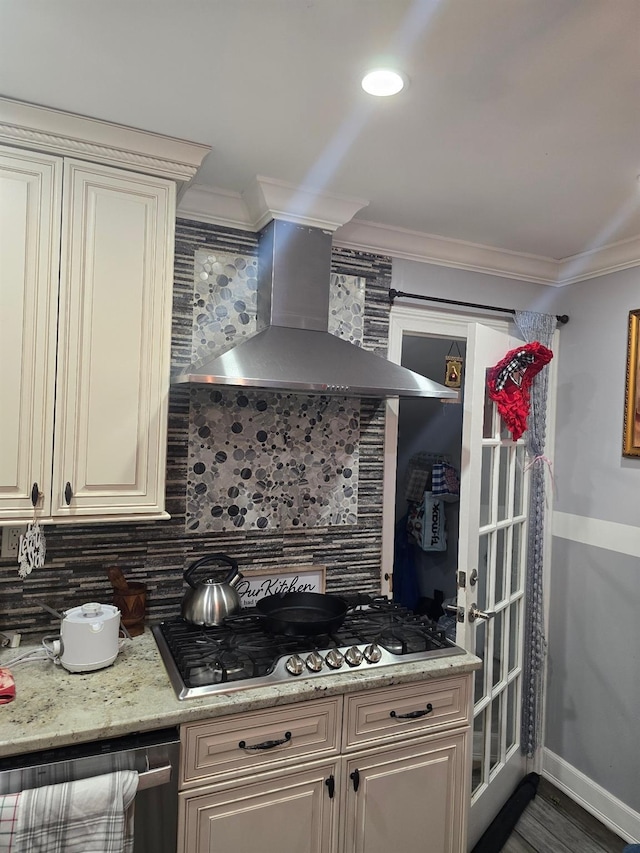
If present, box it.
[241,176,369,231]
[0,96,210,184]
[178,182,640,285]
[177,184,255,230]
[557,233,640,285]
[333,218,560,284]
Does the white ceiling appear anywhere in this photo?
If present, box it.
[1,0,639,263]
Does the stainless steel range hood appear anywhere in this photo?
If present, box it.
[173,218,457,399]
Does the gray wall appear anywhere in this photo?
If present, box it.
[393,258,559,318]
[544,267,640,813]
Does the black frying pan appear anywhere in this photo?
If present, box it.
[254,592,348,636]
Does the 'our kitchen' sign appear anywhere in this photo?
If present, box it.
[235,565,326,607]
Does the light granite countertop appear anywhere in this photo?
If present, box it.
[0,629,481,759]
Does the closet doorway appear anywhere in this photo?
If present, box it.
[382,305,531,849]
[392,333,465,616]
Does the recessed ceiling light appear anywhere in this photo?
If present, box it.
[361,69,406,97]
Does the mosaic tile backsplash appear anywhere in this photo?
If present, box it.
[191,248,365,363]
[187,388,360,532]
[0,219,391,635]
[186,250,366,531]
[192,250,258,364]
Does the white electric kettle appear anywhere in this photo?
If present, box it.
[59,602,122,673]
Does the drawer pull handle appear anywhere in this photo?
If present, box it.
[390,702,433,720]
[325,775,335,799]
[238,731,292,751]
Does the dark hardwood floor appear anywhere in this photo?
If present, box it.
[502,778,629,853]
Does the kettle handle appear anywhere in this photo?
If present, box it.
[184,554,239,588]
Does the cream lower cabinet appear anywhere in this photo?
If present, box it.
[179,675,472,853]
[0,146,175,523]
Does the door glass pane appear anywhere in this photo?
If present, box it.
[490,696,502,772]
[508,601,520,673]
[514,445,526,516]
[472,711,485,795]
[506,680,517,752]
[495,528,507,604]
[492,609,503,688]
[483,377,494,438]
[511,522,525,594]
[480,446,493,526]
[474,618,487,702]
[497,445,510,522]
[477,534,490,610]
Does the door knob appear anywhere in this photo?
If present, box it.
[468,603,496,623]
[445,605,464,622]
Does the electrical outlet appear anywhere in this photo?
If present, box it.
[1,526,26,559]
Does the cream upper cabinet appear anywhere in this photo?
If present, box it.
[0,149,174,523]
[0,148,61,520]
[51,159,175,520]
[0,98,210,525]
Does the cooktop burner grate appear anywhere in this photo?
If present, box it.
[152,595,464,700]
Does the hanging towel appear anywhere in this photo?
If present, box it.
[5,770,138,853]
[0,793,20,853]
[430,463,460,502]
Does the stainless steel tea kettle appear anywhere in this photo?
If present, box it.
[181,554,244,626]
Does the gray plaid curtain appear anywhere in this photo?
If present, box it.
[514,310,556,757]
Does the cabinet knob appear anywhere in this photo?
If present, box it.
[31,483,40,507]
[350,768,360,792]
[325,775,335,799]
[64,482,73,506]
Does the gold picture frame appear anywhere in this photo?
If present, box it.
[623,309,640,457]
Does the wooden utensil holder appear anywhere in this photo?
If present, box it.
[113,581,147,637]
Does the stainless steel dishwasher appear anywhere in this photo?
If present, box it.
[0,727,180,853]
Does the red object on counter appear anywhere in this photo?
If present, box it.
[0,667,16,704]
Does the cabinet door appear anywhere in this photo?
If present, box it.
[0,148,61,520]
[179,761,339,853]
[342,730,469,853]
[52,159,175,519]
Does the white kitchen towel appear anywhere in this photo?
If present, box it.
[12,770,138,853]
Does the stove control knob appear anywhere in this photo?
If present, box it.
[285,654,305,676]
[345,646,364,667]
[363,643,382,663]
[325,649,345,670]
[306,652,324,673]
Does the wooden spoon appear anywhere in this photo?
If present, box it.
[107,566,129,592]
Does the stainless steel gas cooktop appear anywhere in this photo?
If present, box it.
[152,595,464,700]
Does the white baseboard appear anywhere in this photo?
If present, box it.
[543,748,640,843]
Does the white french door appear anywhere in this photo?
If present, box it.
[383,308,547,852]
[457,323,529,849]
